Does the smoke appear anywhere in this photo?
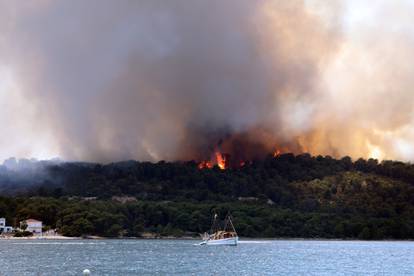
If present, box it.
[0,0,414,163]
[304,0,414,161]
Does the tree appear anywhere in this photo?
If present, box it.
[358,227,371,240]
[105,224,122,237]
[20,221,28,231]
[263,225,276,237]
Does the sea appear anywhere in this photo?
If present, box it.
[1,239,414,275]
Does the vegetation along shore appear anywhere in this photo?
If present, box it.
[1,154,414,240]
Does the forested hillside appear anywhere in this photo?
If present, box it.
[1,154,414,239]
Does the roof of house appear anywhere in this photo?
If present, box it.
[23,219,42,223]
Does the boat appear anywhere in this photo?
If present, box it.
[199,213,238,246]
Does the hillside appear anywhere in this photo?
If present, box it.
[1,154,414,239]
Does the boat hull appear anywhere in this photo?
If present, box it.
[205,237,238,246]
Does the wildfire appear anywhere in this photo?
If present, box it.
[197,135,288,170]
[215,151,226,170]
[198,150,227,170]
[198,146,284,170]
[198,160,213,169]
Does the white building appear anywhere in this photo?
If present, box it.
[0,218,14,233]
[21,219,43,234]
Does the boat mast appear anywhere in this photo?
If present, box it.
[210,213,220,234]
[224,212,237,234]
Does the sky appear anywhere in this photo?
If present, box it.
[1,0,414,163]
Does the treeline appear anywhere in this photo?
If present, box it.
[1,154,414,239]
[1,195,413,239]
[0,154,359,200]
[10,154,414,204]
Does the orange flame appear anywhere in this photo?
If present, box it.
[198,160,213,169]
[198,150,227,170]
[273,149,281,157]
[215,151,226,170]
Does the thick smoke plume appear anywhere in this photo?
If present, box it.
[1,0,414,163]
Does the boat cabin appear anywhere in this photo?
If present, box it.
[211,230,237,240]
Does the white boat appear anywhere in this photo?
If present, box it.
[199,235,238,246]
[199,213,238,246]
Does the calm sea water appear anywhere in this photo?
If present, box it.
[1,239,414,275]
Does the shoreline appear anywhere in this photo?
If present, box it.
[0,235,77,240]
[2,235,414,242]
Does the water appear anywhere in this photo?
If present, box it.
[1,239,414,275]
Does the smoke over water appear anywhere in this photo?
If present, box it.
[1,0,414,163]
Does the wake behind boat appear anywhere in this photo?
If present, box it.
[199,213,238,246]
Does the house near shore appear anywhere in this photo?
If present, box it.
[21,219,43,234]
[0,218,14,233]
